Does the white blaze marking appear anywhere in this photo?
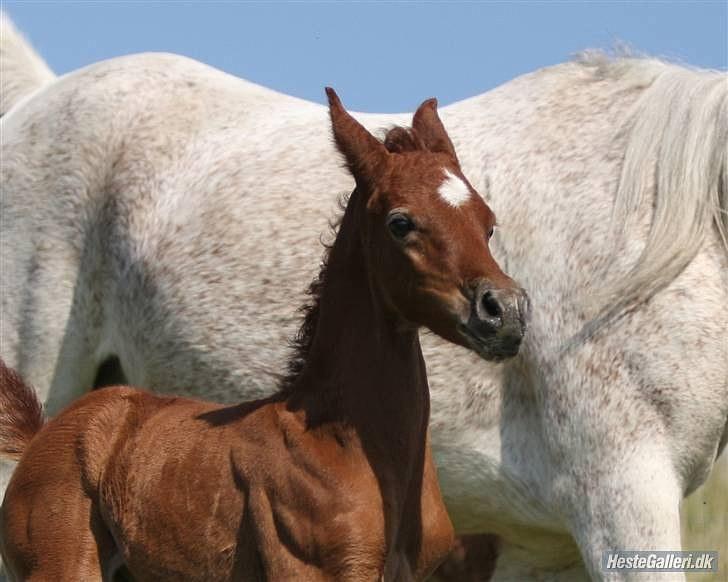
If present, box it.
[438,169,471,207]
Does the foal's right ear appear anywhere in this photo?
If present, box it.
[326,87,388,187]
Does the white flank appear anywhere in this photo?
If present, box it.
[438,169,471,207]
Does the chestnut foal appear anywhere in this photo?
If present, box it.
[0,89,527,581]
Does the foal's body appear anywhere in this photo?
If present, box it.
[6,387,446,580]
[1,92,526,580]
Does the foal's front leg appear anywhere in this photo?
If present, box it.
[413,438,454,579]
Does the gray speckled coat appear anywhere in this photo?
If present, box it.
[1,16,726,581]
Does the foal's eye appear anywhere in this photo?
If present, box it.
[487,227,495,240]
[387,213,416,240]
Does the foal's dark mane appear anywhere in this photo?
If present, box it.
[278,196,343,394]
[279,125,429,395]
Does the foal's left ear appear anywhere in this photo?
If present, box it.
[412,98,459,164]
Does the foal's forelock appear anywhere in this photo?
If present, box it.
[383,126,427,154]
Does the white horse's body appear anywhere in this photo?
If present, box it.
[1,16,726,580]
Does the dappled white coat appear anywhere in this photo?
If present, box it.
[1,15,726,581]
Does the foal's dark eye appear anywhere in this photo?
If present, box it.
[487,227,495,240]
[387,213,416,240]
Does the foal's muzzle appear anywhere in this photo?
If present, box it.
[458,282,530,361]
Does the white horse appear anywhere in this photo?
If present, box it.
[1,14,726,581]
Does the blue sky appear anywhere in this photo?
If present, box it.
[4,2,727,111]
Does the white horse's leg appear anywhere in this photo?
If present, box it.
[0,227,100,416]
[564,450,684,581]
[489,444,685,582]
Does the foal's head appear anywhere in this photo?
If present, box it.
[327,89,528,361]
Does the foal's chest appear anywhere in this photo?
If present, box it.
[236,454,452,581]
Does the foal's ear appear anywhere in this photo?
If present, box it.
[412,98,459,164]
[326,87,388,187]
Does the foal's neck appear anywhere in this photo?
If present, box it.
[286,191,429,457]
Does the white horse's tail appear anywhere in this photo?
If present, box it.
[0,11,56,116]
[592,57,728,327]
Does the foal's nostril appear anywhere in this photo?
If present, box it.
[481,290,503,320]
